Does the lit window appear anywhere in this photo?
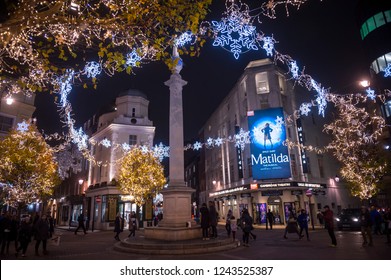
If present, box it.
[0,115,14,133]
[384,101,391,118]
[374,12,386,27]
[366,17,376,32]
[385,10,391,22]
[255,72,269,94]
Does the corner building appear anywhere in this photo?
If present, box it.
[200,59,359,226]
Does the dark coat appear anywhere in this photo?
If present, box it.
[114,216,122,233]
[34,218,49,241]
[297,213,308,228]
[209,204,218,227]
[199,206,210,229]
[18,222,32,243]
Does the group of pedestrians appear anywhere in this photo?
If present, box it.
[199,201,218,240]
[0,211,55,258]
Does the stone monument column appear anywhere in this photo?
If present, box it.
[144,47,200,239]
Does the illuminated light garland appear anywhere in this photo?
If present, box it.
[384,64,391,78]
[125,49,142,67]
[211,0,258,59]
[261,36,275,57]
[175,31,195,47]
[261,0,314,19]
[193,141,203,151]
[290,60,299,79]
[234,128,251,150]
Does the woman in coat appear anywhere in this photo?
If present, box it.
[16,217,32,257]
[34,214,49,256]
[199,203,210,240]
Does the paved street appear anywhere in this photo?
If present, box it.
[1,225,390,260]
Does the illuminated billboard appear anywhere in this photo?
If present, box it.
[248,108,291,180]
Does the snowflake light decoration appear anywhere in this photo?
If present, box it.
[125,49,142,67]
[153,142,170,162]
[311,79,328,117]
[140,145,149,154]
[193,141,203,151]
[100,138,111,148]
[215,137,224,147]
[122,143,131,152]
[261,36,275,57]
[384,64,391,78]
[206,137,214,147]
[16,120,29,133]
[84,61,102,78]
[366,87,376,100]
[234,128,250,150]
[55,69,74,108]
[299,103,312,116]
[212,1,258,59]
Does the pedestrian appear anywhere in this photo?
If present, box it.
[317,210,324,228]
[283,211,301,239]
[200,203,210,240]
[266,209,274,230]
[360,206,373,247]
[127,212,136,238]
[370,206,382,235]
[34,214,49,256]
[74,211,87,235]
[297,209,310,241]
[384,207,391,244]
[322,205,337,247]
[0,212,11,255]
[240,208,253,247]
[208,201,218,239]
[230,215,237,242]
[47,213,54,238]
[114,212,122,241]
[16,217,32,257]
[225,209,232,237]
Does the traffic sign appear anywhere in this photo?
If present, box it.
[95,196,101,203]
[305,189,312,197]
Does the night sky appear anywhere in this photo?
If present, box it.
[33,0,367,145]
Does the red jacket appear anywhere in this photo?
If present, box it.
[322,209,334,229]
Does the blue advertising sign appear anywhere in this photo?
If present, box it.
[248,108,292,180]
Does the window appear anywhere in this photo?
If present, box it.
[278,75,286,94]
[371,52,391,74]
[366,17,376,33]
[0,115,13,133]
[361,22,369,38]
[384,101,391,117]
[255,72,269,94]
[132,108,136,117]
[317,155,324,178]
[374,12,386,27]
[290,154,298,177]
[129,135,137,146]
[385,10,391,23]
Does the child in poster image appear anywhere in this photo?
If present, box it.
[261,123,273,148]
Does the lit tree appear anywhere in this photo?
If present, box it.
[118,146,166,206]
[323,95,390,199]
[0,121,60,211]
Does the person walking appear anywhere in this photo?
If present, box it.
[322,205,337,247]
[317,210,324,228]
[114,212,122,241]
[34,214,49,256]
[283,211,301,239]
[370,206,382,235]
[266,209,274,230]
[225,209,232,237]
[199,203,210,240]
[48,213,54,238]
[127,212,136,238]
[0,212,11,256]
[16,217,32,257]
[360,206,373,247]
[297,209,310,241]
[74,212,87,235]
[240,208,253,247]
[208,201,218,239]
[230,215,237,242]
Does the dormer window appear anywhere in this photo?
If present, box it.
[132,108,136,117]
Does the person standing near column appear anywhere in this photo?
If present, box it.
[208,201,218,239]
[322,205,337,247]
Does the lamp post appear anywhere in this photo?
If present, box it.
[305,189,315,230]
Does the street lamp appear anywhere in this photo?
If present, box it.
[359,80,370,88]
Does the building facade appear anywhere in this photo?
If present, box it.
[200,59,359,226]
[85,89,155,230]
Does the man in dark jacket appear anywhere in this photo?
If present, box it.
[199,203,210,240]
[34,214,49,256]
[360,206,373,247]
[322,205,337,247]
[75,212,87,235]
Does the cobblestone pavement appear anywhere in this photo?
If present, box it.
[1,226,390,260]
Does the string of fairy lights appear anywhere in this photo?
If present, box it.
[2,0,391,187]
